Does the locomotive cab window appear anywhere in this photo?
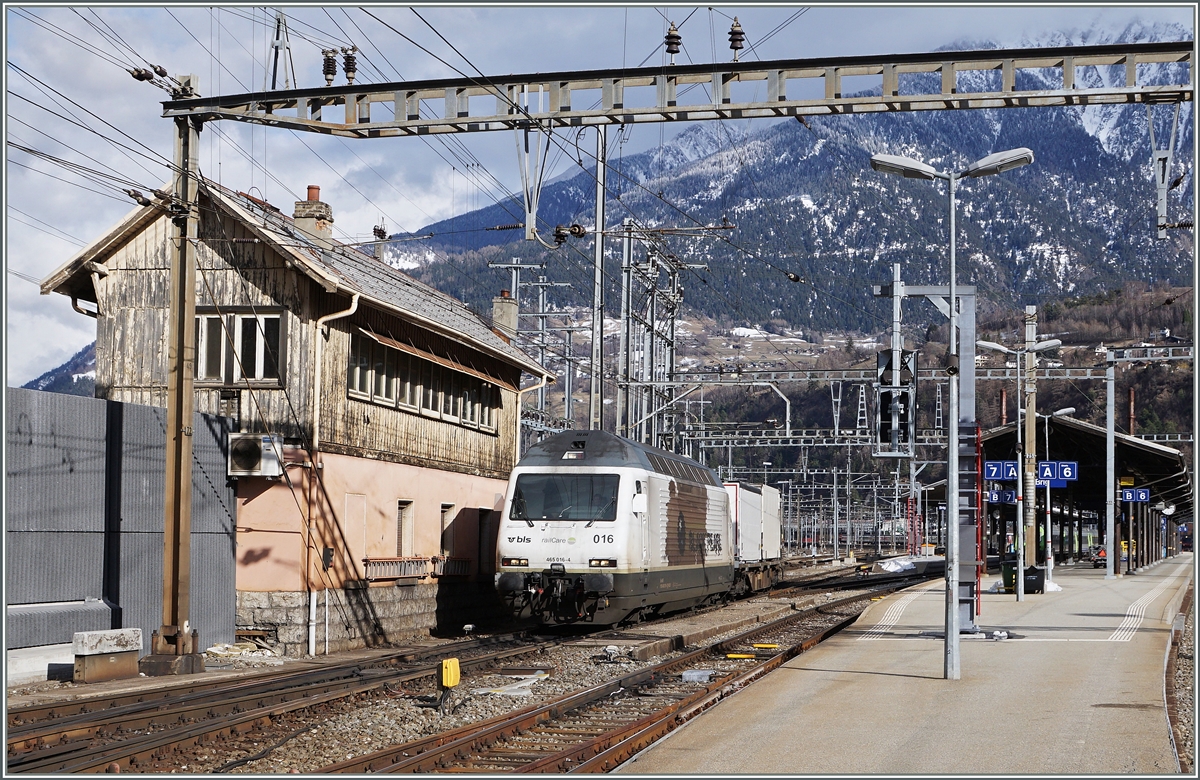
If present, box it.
[509,474,620,523]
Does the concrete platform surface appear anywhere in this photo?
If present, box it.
[618,554,1193,775]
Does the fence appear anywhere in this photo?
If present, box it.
[6,388,236,652]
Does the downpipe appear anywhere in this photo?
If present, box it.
[309,291,359,658]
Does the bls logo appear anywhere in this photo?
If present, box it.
[507,536,531,544]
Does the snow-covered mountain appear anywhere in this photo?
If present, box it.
[374,22,1194,335]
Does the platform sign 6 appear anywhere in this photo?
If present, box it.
[985,461,1019,481]
[1038,461,1080,481]
[1058,461,1078,480]
[1121,488,1151,502]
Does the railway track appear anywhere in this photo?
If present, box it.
[316,586,895,774]
[6,632,553,774]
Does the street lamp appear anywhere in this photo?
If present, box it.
[977,337,1060,601]
[1037,407,1075,581]
[872,147,1034,682]
[762,461,772,485]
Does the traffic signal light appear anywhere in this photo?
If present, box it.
[874,350,917,457]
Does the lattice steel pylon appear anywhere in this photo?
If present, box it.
[615,220,713,450]
[856,383,869,432]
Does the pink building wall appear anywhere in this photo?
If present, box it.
[235,450,507,593]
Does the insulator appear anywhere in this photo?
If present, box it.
[152,64,168,78]
[342,46,358,86]
[786,272,801,283]
[125,189,152,207]
[729,18,745,59]
[664,23,681,56]
[553,225,568,246]
[151,189,172,201]
[373,224,387,241]
[568,223,587,238]
[129,68,153,82]
[322,49,338,86]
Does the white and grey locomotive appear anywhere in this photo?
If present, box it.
[495,430,736,625]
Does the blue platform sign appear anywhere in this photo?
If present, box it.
[987,490,1018,505]
[1036,478,1069,489]
[1121,488,1151,503]
[985,461,1020,481]
[1037,461,1080,482]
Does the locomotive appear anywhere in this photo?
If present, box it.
[494,429,780,626]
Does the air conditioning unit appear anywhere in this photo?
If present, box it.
[228,433,284,478]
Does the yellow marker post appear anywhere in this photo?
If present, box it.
[439,658,460,713]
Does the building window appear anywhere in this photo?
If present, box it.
[396,499,414,557]
[440,503,455,556]
[195,315,226,381]
[235,315,281,381]
[195,311,283,385]
[348,332,502,432]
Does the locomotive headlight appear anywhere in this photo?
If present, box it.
[501,557,529,567]
[588,558,617,568]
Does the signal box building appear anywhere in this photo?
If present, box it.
[41,180,548,656]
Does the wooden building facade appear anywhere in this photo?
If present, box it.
[42,181,548,655]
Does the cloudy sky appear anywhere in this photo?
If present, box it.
[4,3,1193,386]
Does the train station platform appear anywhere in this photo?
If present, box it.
[618,554,1194,775]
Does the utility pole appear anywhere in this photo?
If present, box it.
[141,77,204,676]
[1023,306,1039,567]
[521,276,570,410]
[589,125,607,431]
[487,259,545,306]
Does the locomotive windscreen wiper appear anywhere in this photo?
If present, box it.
[585,497,615,528]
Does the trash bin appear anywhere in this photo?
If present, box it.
[1001,563,1016,594]
[1024,566,1045,595]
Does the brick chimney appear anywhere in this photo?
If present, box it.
[491,290,518,343]
[294,184,334,249]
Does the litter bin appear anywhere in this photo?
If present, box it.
[1023,566,1045,595]
[1001,563,1016,594]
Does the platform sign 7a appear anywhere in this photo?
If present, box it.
[985,461,1019,481]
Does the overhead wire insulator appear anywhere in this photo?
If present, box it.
[553,225,569,246]
[373,224,387,241]
[729,18,745,61]
[129,68,154,82]
[664,23,681,64]
[152,64,168,78]
[125,189,152,207]
[322,49,338,86]
[568,224,587,238]
[342,46,358,85]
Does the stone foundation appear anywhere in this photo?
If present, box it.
[236,580,509,657]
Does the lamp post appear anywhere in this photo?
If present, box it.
[872,147,1034,681]
[976,338,1060,601]
[1037,407,1076,581]
[763,461,772,485]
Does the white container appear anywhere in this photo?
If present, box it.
[724,483,782,563]
[683,669,714,683]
